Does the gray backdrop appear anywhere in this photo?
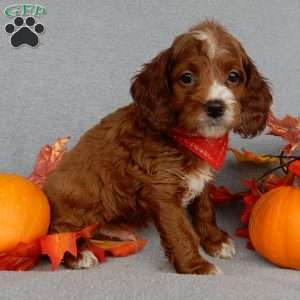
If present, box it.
[0,1,300,299]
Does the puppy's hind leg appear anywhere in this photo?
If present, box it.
[64,246,99,269]
[94,223,138,241]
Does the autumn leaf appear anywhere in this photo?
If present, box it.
[89,239,147,257]
[229,148,279,164]
[28,137,70,187]
[40,232,77,271]
[0,223,147,271]
[78,224,98,239]
[243,179,261,197]
[267,112,300,153]
[288,161,300,176]
[246,241,254,250]
[229,181,261,248]
[40,224,97,271]
[240,207,253,225]
[258,173,295,192]
[235,227,249,238]
[109,240,147,257]
[259,173,282,191]
[236,180,262,227]
[208,184,244,204]
[0,240,41,271]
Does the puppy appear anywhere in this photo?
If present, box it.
[43,21,272,274]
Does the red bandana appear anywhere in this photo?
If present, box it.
[170,128,229,171]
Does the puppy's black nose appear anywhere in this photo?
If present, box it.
[204,100,225,119]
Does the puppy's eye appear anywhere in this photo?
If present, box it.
[179,71,194,86]
[227,70,240,84]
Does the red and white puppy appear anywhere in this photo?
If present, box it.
[44,21,272,274]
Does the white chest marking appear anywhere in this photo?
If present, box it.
[182,164,213,207]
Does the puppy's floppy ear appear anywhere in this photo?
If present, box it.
[130,48,175,132]
[234,49,272,137]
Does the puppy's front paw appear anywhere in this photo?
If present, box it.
[178,260,222,275]
[193,262,222,275]
[215,238,236,259]
[65,250,99,269]
[203,237,236,259]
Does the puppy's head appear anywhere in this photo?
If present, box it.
[131,21,272,137]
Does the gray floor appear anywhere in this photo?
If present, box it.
[2,200,300,300]
[1,0,300,299]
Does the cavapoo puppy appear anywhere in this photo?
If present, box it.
[44,20,272,274]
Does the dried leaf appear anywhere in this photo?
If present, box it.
[236,180,262,228]
[246,241,254,250]
[267,112,300,153]
[208,184,244,204]
[0,240,41,271]
[288,161,300,176]
[89,239,147,257]
[235,227,249,238]
[229,148,278,164]
[258,173,294,192]
[78,224,98,239]
[40,224,97,271]
[240,207,253,225]
[40,232,77,271]
[28,137,70,187]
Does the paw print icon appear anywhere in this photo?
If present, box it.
[5,16,45,47]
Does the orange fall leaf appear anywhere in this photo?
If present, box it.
[229,148,278,165]
[40,232,78,271]
[89,239,147,257]
[40,224,97,271]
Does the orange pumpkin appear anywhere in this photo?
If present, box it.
[249,186,300,269]
[0,173,50,252]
